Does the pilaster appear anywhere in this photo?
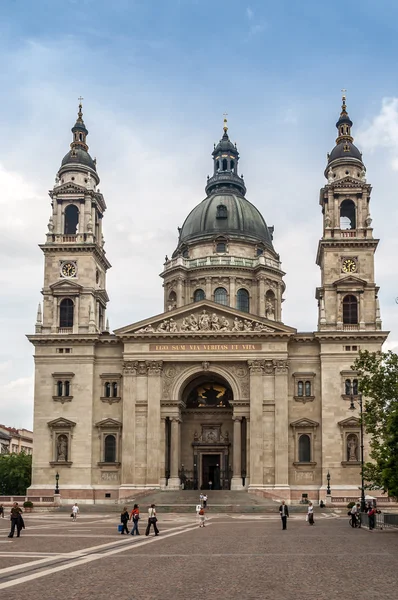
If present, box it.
[274,359,289,489]
[146,360,163,487]
[247,359,264,489]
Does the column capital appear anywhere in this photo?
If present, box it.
[170,416,182,424]
[122,360,138,376]
[273,359,289,374]
[247,359,265,373]
[232,416,242,422]
[146,360,163,376]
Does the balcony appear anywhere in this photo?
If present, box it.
[57,328,73,334]
[163,255,281,272]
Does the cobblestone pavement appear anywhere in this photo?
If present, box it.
[0,511,397,600]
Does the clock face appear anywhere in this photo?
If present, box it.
[61,262,77,278]
[342,258,357,273]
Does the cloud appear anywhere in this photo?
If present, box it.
[245,6,266,37]
[246,7,254,20]
[357,98,398,170]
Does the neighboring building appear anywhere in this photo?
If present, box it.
[0,426,33,455]
[28,96,388,503]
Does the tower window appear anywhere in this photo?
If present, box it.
[64,205,79,234]
[214,287,228,306]
[340,199,356,230]
[298,434,311,463]
[168,291,177,310]
[236,288,250,313]
[104,434,116,463]
[216,242,226,253]
[194,289,205,302]
[222,158,228,171]
[59,298,74,328]
[230,159,235,170]
[216,204,228,219]
[215,160,220,170]
[297,381,304,397]
[105,382,111,398]
[343,295,358,324]
[305,381,311,397]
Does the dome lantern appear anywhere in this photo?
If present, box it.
[205,117,246,196]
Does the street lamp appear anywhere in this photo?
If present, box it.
[349,392,366,512]
[326,471,331,495]
[54,471,60,495]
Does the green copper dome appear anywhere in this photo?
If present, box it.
[177,191,274,248]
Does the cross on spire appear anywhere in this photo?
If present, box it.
[223,112,228,133]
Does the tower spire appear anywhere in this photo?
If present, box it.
[335,89,353,144]
[71,97,89,152]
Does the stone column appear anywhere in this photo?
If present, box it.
[52,297,58,332]
[229,277,236,308]
[168,416,181,489]
[146,361,163,488]
[73,296,79,334]
[159,417,167,489]
[245,417,250,487]
[177,277,184,307]
[205,277,212,300]
[274,359,289,492]
[248,360,265,489]
[258,276,266,317]
[120,361,137,493]
[231,416,243,490]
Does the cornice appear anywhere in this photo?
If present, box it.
[314,330,389,342]
[39,243,112,270]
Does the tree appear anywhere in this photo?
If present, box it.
[353,350,398,499]
[0,452,32,495]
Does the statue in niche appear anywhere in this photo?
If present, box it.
[347,435,358,461]
[328,167,334,183]
[57,435,68,461]
[365,214,372,227]
[324,212,331,228]
[360,168,366,182]
[87,216,93,232]
[199,310,210,330]
[47,216,54,232]
[265,298,275,320]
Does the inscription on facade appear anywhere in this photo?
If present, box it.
[150,343,262,352]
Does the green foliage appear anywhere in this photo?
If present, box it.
[353,350,398,499]
[347,501,355,509]
[0,452,32,495]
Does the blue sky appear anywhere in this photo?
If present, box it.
[0,0,398,428]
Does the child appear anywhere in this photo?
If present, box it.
[199,507,205,527]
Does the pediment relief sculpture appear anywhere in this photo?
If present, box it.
[135,309,275,334]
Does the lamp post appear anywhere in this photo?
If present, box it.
[54,471,60,495]
[349,392,366,512]
[326,470,331,496]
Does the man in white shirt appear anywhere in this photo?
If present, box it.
[71,503,79,522]
[350,503,358,527]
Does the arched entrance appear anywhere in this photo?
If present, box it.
[179,374,233,490]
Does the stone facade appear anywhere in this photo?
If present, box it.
[28,100,388,503]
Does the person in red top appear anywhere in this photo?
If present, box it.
[130,504,140,536]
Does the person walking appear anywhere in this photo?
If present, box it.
[307,502,314,525]
[350,503,359,528]
[8,502,23,538]
[120,507,130,534]
[368,506,376,531]
[130,504,140,536]
[199,506,206,527]
[71,503,79,522]
[279,500,289,530]
[199,492,204,506]
[203,494,208,509]
[145,504,159,536]
[208,481,212,491]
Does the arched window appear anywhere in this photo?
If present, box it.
[112,382,118,398]
[298,434,311,462]
[215,160,220,171]
[64,381,70,397]
[222,158,228,171]
[305,381,311,397]
[230,159,235,171]
[105,382,111,398]
[236,289,250,313]
[104,434,116,463]
[345,379,352,395]
[57,381,63,397]
[214,287,228,306]
[168,291,177,309]
[297,381,304,397]
[64,205,79,234]
[343,295,358,324]
[352,379,358,395]
[340,199,356,230]
[59,298,74,328]
[216,242,226,253]
[194,289,205,302]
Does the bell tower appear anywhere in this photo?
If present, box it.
[37,101,111,335]
[316,93,381,332]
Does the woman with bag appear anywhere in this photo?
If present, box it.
[145,503,159,536]
[130,504,140,536]
[307,502,314,525]
[120,507,130,535]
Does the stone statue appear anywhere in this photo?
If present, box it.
[169,318,178,332]
[243,319,253,331]
[137,324,155,333]
[265,299,275,320]
[199,310,210,330]
[47,216,54,232]
[181,317,190,331]
[87,216,93,232]
[188,314,199,331]
[360,168,366,182]
[219,316,230,331]
[232,317,244,331]
[101,234,105,247]
[57,435,68,461]
[54,175,60,186]
[327,167,334,183]
[211,313,220,330]
[365,214,373,227]
[193,431,199,441]
[347,436,358,461]
[324,212,331,228]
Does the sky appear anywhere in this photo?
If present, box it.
[0,0,397,429]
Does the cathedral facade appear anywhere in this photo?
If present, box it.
[28,97,388,503]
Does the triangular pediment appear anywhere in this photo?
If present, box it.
[290,418,319,428]
[53,182,87,195]
[338,417,360,428]
[47,417,76,429]
[115,300,297,337]
[95,418,122,429]
[331,176,368,188]
[50,279,83,294]
[333,275,367,287]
